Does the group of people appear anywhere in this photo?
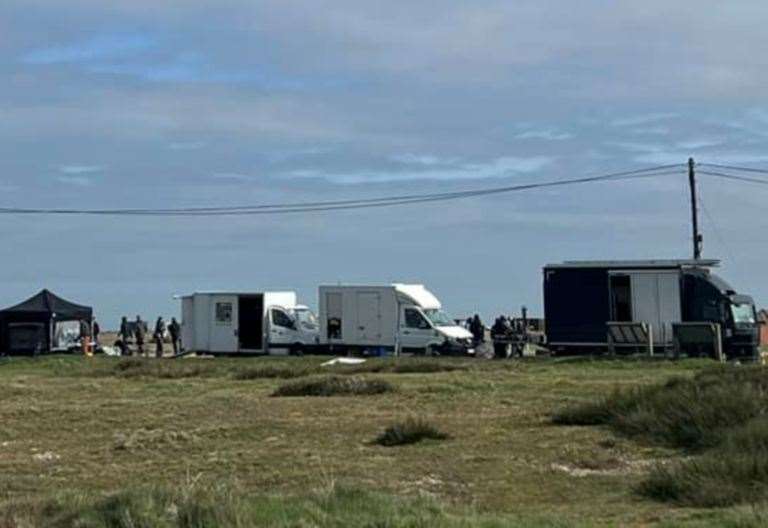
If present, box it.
[118,315,181,357]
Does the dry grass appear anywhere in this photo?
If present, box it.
[0,354,742,526]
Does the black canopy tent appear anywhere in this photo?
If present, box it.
[0,289,93,355]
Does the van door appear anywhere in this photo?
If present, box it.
[400,306,436,351]
[269,307,296,347]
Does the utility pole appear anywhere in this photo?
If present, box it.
[688,157,702,260]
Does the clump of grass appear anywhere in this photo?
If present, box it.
[553,368,768,451]
[342,360,465,375]
[374,418,449,447]
[271,376,394,397]
[109,358,210,379]
[232,365,312,380]
[639,416,768,507]
[554,365,768,507]
[2,482,561,527]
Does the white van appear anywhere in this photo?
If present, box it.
[318,283,473,355]
[179,291,319,355]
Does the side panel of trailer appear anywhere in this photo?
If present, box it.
[319,286,398,348]
[543,268,611,346]
[181,297,195,351]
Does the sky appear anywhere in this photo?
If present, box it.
[1,0,768,327]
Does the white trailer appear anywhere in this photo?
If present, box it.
[318,283,473,355]
[179,291,319,355]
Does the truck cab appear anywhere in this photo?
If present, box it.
[682,271,760,358]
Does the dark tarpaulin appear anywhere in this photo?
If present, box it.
[0,289,93,354]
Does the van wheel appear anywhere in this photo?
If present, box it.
[427,345,441,357]
[290,344,304,357]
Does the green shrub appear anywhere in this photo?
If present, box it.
[640,416,768,507]
[232,365,311,380]
[554,365,768,507]
[553,368,768,451]
[1,483,573,527]
[374,418,450,447]
[271,376,394,397]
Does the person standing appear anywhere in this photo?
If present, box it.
[135,315,146,357]
[168,317,181,356]
[154,317,166,358]
[92,319,101,347]
[118,316,131,356]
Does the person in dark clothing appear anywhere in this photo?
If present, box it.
[118,316,131,356]
[154,317,166,358]
[168,317,181,356]
[134,316,145,357]
[470,314,485,344]
[92,319,101,347]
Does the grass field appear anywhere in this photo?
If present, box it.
[0,354,765,527]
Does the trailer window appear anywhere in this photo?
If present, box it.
[215,302,233,324]
[405,308,431,330]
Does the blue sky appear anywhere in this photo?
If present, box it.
[1,0,767,327]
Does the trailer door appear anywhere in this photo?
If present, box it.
[656,272,682,345]
[630,271,681,345]
[210,295,238,353]
[356,292,382,344]
[238,295,264,351]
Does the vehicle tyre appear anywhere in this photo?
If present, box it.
[290,343,304,356]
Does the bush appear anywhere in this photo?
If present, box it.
[271,376,394,397]
[233,365,311,380]
[1,483,566,527]
[553,368,768,451]
[554,365,768,507]
[639,417,768,507]
[374,418,449,447]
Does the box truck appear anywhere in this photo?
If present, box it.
[179,291,319,355]
[543,260,760,357]
[318,283,473,355]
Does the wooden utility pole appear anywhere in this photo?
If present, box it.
[688,157,702,260]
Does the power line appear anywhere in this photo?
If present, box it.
[698,170,768,186]
[0,164,684,217]
[699,162,768,177]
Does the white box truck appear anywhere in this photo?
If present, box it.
[179,291,319,355]
[318,283,473,355]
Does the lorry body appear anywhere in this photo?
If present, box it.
[543,259,759,358]
[318,283,473,355]
[179,291,319,355]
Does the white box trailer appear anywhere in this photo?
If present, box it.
[179,291,319,355]
[318,283,473,355]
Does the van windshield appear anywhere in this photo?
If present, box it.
[294,309,318,328]
[731,303,756,324]
[423,309,455,327]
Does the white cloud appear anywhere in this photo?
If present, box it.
[169,141,207,151]
[611,113,678,127]
[58,165,104,174]
[211,172,255,182]
[514,129,573,141]
[286,156,555,184]
[57,175,93,186]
